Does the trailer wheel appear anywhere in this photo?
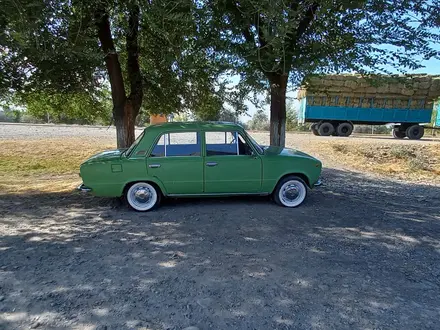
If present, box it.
[392,128,406,139]
[406,125,424,140]
[317,122,334,136]
[336,122,354,137]
[311,124,320,136]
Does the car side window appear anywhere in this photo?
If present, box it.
[205,131,252,156]
[150,132,200,157]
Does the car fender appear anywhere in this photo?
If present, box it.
[121,176,168,196]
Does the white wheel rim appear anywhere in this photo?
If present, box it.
[127,183,157,211]
[279,180,306,207]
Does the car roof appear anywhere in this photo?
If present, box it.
[145,121,243,132]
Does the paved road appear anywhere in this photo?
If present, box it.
[1,122,439,145]
[1,168,439,329]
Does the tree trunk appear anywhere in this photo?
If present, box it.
[95,4,142,148]
[269,75,288,147]
[114,100,138,149]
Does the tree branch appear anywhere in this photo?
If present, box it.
[94,6,126,115]
[288,1,319,46]
[295,2,319,41]
[225,0,255,46]
[282,1,319,72]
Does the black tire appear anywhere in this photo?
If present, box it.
[318,122,334,136]
[406,125,424,140]
[336,122,354,137]
[273,175,308,208]
[125,182,161,211]
[311,123,320,136]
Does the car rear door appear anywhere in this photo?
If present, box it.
[203,131,262,193]
[146,131,203,194]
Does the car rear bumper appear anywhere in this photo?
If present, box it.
[77,183,92,192]
[314,178,323,187]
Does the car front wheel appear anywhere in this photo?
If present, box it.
[273,176,308,208]
[126,182,161,211]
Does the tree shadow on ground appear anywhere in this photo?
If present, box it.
[0,168,440,329]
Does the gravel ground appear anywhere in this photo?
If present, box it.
[1,124,440,329]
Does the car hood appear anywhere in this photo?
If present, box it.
[82,149,126,164]
[262,145,317,160]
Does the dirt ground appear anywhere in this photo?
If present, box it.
[1,124,440,330]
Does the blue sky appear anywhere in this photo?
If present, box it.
[239,56,440,122]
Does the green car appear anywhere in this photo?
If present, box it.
[78,122,322,211]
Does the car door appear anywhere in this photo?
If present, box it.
[146,131,203,194]
[203,131,262,193]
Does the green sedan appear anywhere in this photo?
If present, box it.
[78,122,322,211]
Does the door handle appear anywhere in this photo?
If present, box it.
[149,164,161,168]
[206,162,218,167]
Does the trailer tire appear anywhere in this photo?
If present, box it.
[392,128,406,139]
[318,122,334,136]
[406,125,424,140]
[311,123,320,136]
[336,122,353,137]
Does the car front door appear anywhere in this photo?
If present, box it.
[146,131,203,194]
[203,131,262,193]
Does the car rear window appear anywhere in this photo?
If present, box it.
[150,132,200,157]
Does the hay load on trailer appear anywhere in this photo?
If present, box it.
[298,74,440,139]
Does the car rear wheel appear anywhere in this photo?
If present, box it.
[126,182,161,211]
[273,176,308,208]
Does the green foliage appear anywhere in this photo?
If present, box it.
[247,109,270,130]
[202,0,440,84]
[285,102,309,131]
[199,0,440,144]
[23,91,111,124]
[0,0,228,126]
[3,109,22,123]
[353,125,391,134]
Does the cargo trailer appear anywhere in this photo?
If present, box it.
[298,74,440,139]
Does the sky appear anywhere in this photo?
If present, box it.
[238,56,440,123]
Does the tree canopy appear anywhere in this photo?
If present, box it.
[1,0,228,147]
[200,0,440,145]
[1,0,440,146]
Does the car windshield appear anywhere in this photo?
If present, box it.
[244,130,263,154]
[125,131,145,157]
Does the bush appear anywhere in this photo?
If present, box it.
[353,125,391,134]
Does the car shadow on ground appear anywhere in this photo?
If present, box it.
[1,168,440,329]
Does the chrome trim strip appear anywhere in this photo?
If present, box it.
[167,192,270,197]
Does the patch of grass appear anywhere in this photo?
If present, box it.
[408,157,430,171]
[358,149,375,159]
[0,138,114,194]
[389,146,416,159]
[331,144,348,153]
